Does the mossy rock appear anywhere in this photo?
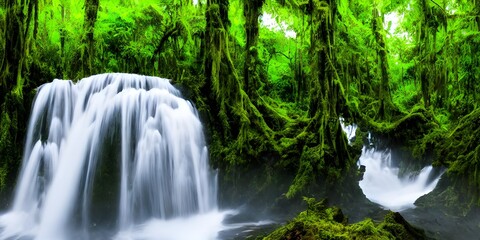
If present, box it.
[379,212,427,240]
[415,175,474,216]
[417,108,480,210]
[262,198,429,240]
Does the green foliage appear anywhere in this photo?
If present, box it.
[0,7,5,59]
[391,82,420,113]
[229,0,246,47]
[0,111,12,190]
[0,91,28,192]
[263,198,427,239]
[440,109,480,204]
[285,146,318,198]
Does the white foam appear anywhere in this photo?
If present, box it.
[358,147,442,211]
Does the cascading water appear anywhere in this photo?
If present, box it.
[358,146,442,211]
[0,73,222,240]
[340,120,443,212]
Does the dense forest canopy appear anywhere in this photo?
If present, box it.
[1,0,480,221]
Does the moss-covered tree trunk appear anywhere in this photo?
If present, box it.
[1,0,27,99]
[371,7,392,119]
[60,4,67,78]
[203,0,279,209]
[287,0,353,198]
[417,0,432,108]
[308,0,339,118]
[203,0,275,160]
[310,0,350,173]
[0,0,35,192]
[203,0,239,142]
[243,0,265,98]
[82,0,99,77]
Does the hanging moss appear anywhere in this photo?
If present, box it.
[0,111,12,190]
[0,91,30,192]
[243,0,266,98]
[410,107,480,216]
[285,146,321,198]
[360,105,436,146]
[439,108,480,205]
[371,6,394,120]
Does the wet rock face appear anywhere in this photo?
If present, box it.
[381,211,428,240]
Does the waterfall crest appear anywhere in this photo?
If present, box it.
[0,73,218,239]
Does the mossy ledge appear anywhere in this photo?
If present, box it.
[262,198,429,240]
[414,107,480,214]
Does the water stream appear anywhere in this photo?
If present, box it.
[358,147,442,211]
[340,120,443,211]
[0,73,223,240]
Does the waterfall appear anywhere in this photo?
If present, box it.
[358,147,442,211]
[340,120,442,211]
[0,73,219,240]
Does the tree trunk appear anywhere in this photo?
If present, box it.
[2,0,24,99]
[287,0,352,198]
[61,4,66,78]
[0,0,35,193]
[371,7,391,118]
[309,0,338,117]
[243,0,265,98]
[204,0,244,141]
[82,0,100,77]
[203,0,273,159]
[418,0,431,107]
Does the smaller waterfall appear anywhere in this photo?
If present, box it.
[339,118,356,145]
[358,147,442,211]
[340,119,442,211]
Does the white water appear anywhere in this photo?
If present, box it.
[339,118,356,145]
[116,211,229,240]
[0,73,221,240]
[358,147,441,211]
[340,120,442,211]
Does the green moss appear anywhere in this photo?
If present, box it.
[0,163,7,190]
[411,126,447,162]
[263,198,427,240]
[378,212,427,240]
[415,178,473,216]
[0,110,12,190]
[424,108,480,206]
[360,105,436,147]
[0,111,11,152]
[349,219,393,239]
[286,155,315,198]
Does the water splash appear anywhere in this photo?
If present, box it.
[340,119,442,211]
[339,117,356,145]
[0,73,219,240]
[358,147,442,211]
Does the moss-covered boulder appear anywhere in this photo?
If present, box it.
[263,198,428,240]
